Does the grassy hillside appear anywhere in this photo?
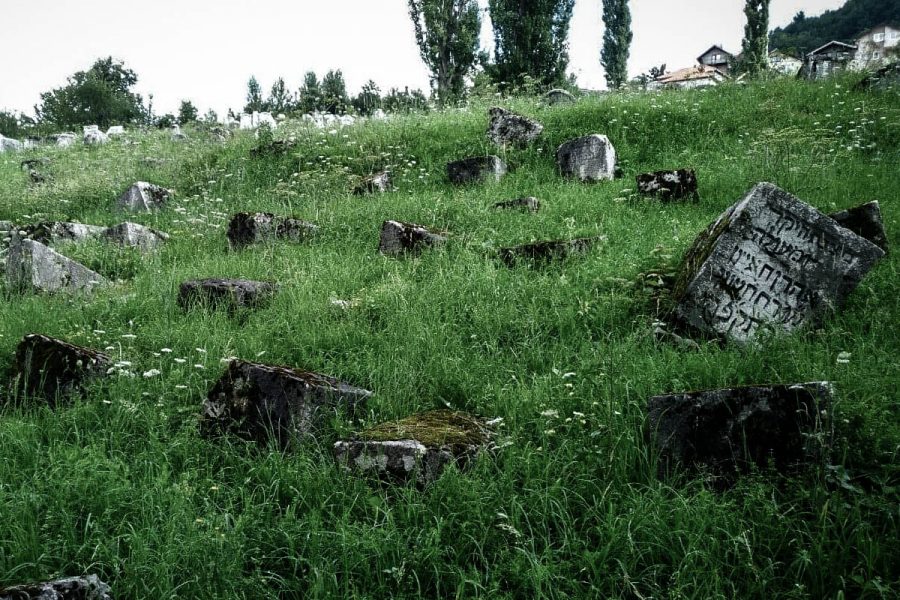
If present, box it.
[1,77,898,599]
[769,0,900,55]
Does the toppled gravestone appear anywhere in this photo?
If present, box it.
[493,197,541,212]
[0,134,24,153]
[0,574,112,600]
[6,237,107,294]
[556,135,617,182]
[82,125,107,146]
[334,410,493,484]
[544,88,575,105]
[447,156,507,185]
[102,222,169,250]
[379,220,448,256]
[226,212,318,249]
[637,169,699,201]
[17,221,167,251]
[829,201,888,253]
[178,278,278,312]
[671,183,885,344]
[487,107,544,147]
[202,360,372,446]
[115,182,172,212]
[353,171,393,195]
[12,334,111,406]
[647,382,833,479]
[499,235,606,267]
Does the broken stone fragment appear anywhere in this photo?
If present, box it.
[671,183,885,344]
[498,236,606,267]
[353,171,393,195]
[12,334,111,406]
[447,155,507,185]
[226,212,318,249]
[487,107,544,147]
[556,135,617,182]
[636,168,699,201]
[0,575,112,600]
[829,201,888,253]
[6,236,107,294]
[378,220,447,256]
[115,181,172,212]
[202,360,372,446]
[82,125,108,146]
[334,410,492,484]
[544,88,576,105]
[102,222,169,250]
[647,382,833,480]
[18,222,107,245]
[493,197,541,212]
[178,278,278,312]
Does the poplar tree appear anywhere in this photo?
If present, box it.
[600,0,632,89]
[244,76,264,113]
[739,0,771,77]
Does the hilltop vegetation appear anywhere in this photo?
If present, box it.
[770,0,900,54]
[0,77,898,598]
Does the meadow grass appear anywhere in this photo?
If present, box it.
[0,77,898,598]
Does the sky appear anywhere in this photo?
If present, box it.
[0,0,847,118]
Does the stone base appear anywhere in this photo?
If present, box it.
[226,212,318,249]
[0,575,111,600]
[499,236,605,266]
[13,334,111,406]
[177,278,278,312]
[447,156,507,185]
[556,135,617,182]
[378,220,447,256]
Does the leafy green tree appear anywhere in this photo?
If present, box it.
[298,72,323,113]
[203,109,218,123]
[407,0,481,105]
[244,76,265,113]
[383,87,430,113]
[738,0,771,77]
[486,0,576,90]
[352,80,383,116]
[0,111,24,138]
[178,100,199,124]
[155,114,176,129]
[268,77,293,114]
[35,57,148,129]
[600,0,632,89]
[321,70,350,114]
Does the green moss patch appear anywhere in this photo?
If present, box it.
[359,410,491,448]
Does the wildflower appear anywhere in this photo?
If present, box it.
[175,385,188,390]
[540,409,559,418]
[143,369,161,378]
[836,351,851,365]
[161,348,173,353]
[121,334,137,340]
[194,364,205,369]
[195,348,207,354]
[174,358,187,364]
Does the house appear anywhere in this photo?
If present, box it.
[853,23,900,70]
[768,49,802,76]
[697,45,735,75]
[804,41,858,80]
[648,65,729,90]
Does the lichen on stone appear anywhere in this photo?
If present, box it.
[359,410,490,449]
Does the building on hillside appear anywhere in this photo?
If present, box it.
[697,45,735,75]
[768,49,802,76]
[803,41,858,80]
[852,23,900,70]
[648,65,729,90]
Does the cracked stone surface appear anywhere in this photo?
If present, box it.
[226,212,318,249]
[487,107,543,147]
[6,236,107,294]
[115,182,172,212]
[178,278,278,312]
[0,575,112,600]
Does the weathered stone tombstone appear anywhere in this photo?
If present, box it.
[829,201,888,253]
[493,197,541,212]
[226,212,318,249]
[82,125,107,146]
[636,169,699,201]
[201,360,372,446]
[102,222,169,250]
[556,135,617,182]
[115,182,172,212]
[499,235,606,267]
[6,236,107,294]
[0,575,112,600]
[487,107,544,147]
[0,134,24,153]
[106,125,126,137]
[12,334,111,406]
[54,133,77,148]
[17,221,167,252]
[447,156,507,185]
[334,410,493,484]
[177,278,278,312]
[647,382,833,480]
[544,88,576,105]
[671,183,885,344]
[378,220,448,256]
[353,171,393,195]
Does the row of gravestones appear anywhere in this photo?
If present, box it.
[0,102,891,598]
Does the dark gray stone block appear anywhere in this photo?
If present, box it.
[378,220,447,256]
[226,212,317,249]
[556,135,617,182]
[447,156,507,185]
[177,278,277,312]
[487,107,543,147]
[829,201,888,253]
[636,168,699,201]
[13,334,111,407]
[498,236,605,266]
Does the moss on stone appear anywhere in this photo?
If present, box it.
[359,410,490,448]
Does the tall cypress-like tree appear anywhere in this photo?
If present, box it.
[739,0,771,77]
[408,0,481,105]
[487,0,576,89]
[244,76,264,113]
[268,77,292,114]
[298,72,323,113]
[600,0,632,89]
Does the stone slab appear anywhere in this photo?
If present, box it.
[636,168,699,201]
[556,135,617,182]
[6,237,107,294]
[116,182,172,212]
[378,220,447,256]
[177,278,278,312]
[0,575,111,600]
[487,107,543,147]
[13,334,111,406]
[447,156,507,185]
[226,212,317,249]
[493,197,541,212]
[498,236,606,266]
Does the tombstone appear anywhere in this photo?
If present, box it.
[12,334,111,406]
[671,183,885,344]
[378,220,448,256]
[334,410,492,484]
[240,113,255,130]
[257,112,277,128]
[115,182,172,212]
[55,133,77,148]
[103,222,169,250]
[338,114,356,127]
[177,278,278,312]
[106,125,126,137]
[486,107,544,147]
[6,237,107,294]
[82,125,107,145]
[353,171,393,195]
[18,222,107,245]
[447,155,507,185]
[20,157,51,171]
[171,124,187,140]
[0,575,112,600]
[829,201,888,253]
[556,135,617,182]
[493,197,541,212]
[0,134,23,153]
[226,212,318,249]
[636,169,699,201]
[23,138,43,149]
[201,359,372,446]
[647,382,833,479]
[544,88,576,105]
[499,236,606,267]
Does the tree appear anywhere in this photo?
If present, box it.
[244,76,265,113]
[297,72,323,113]
[487,0,576,89]
[407,0,481,105]
[738,0,771,77]
[35,57,148,129]
[321,70,350,114]
[600,0,633,89]
[178,100,198,124]
[268,77,293,114]
[352,80,382,116]
[203,109,219,123]
[0,111,24,138]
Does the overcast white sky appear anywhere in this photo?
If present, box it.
[0,0,845,118]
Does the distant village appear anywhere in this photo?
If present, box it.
[647,23,898,89]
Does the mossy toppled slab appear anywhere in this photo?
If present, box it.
[226,212,318,249]
[498,236,606,267]
[177,278,278,312]
[378,220,447,256]
[202,360,372,446]
[334,410,493,484]
[487,107,543,147]
[6,237,107,294]
[12,334,111,406]
[636,168,699,201]
[116,181,172,212]
[353,171,393,195]
[493,197,541,212]
[447,155,507,185]
[18,221,168,251]
[556,135,617,182]
[0,575,111,600]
